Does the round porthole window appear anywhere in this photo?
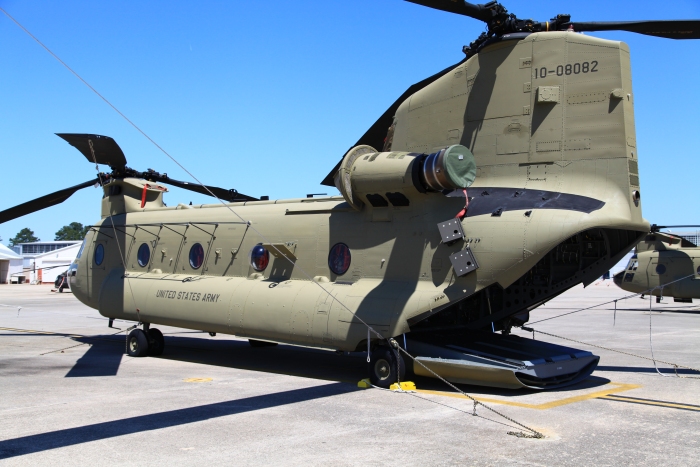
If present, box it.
[137,243,150,267]
[189,243,204,269]
[655,263,666,275]
[250,245,270,272]
[328,243,351,276]
[94,244,104,266]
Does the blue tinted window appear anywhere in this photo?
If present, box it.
[655,263,666,275]
[94,244,104,266]
[189,243,204,269]
[328,243,351,276]
[137,243,150,267]
[250,245,269,272]
[76,238,87,259]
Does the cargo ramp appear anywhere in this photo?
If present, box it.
[406,331,599,390]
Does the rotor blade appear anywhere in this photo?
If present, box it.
[146,173,258,202]
[56,133,127,170]
[651,224,700,231]
[320,58,466,186]
[404,1,495,22]
[0,178,98,224]
[568,20,700,39]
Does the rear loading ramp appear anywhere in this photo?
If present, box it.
[407,331,599,390]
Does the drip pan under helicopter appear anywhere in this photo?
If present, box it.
[406,331,599,390]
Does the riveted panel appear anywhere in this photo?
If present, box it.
[466,41,534,122]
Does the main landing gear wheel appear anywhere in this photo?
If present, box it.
[127,329,149,357]
[148,328,165,356]
[369,345,405,389]
[248,339,278,347]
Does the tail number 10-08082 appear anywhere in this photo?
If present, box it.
[534,61,598,79]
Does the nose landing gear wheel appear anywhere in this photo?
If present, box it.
[147,328,165,356]
[127,329,149,357]
[369,346,405,388]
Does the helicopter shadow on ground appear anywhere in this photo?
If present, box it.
[64,338,123,377]
[59,333,611,394]
[161,334,614,395]
[0,332,123,378]
[139,333,612,395]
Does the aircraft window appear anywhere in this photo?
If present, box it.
[250,244,269,272]
[189,243,204,269]
[94,244,104,266]
[655,263,666,275]
[137,243,150,267]
[624,273,634,282]
[76,238,87,259]
[628,260,638,271]
[328,243,351,276]
[697,265,700,275]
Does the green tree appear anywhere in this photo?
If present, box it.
[10,228,40,246]
[54,222,90,241]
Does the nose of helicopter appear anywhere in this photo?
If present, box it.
[613,270,624,287]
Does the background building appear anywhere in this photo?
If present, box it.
[0,243,24,284]
[666,229,700,246]
[14,241,81,268]
[11,241,82,284]
[29,243,82,284]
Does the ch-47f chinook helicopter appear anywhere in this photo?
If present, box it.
[2,1,699,390]
[614,225,700,302]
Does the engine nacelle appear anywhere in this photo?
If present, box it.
[334,144,476,210]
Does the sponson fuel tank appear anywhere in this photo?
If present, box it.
[97,270,418,349]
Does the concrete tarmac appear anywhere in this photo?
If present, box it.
[1,281,699,465]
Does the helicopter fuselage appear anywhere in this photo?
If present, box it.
[614,235,700,300]
[68,31,647,356]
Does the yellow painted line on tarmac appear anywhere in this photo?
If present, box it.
[599,394,700,412]
[184,377,213,383]
[415,382,641,410]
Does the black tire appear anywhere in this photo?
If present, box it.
[248,339,278,347]
[403,353,415,377]
[369,345,405,388]
[148,328,165,356]
[127,329,150,357]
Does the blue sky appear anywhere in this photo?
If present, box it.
[1,0,699,243]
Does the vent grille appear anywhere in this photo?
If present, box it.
[628,159,638,174]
